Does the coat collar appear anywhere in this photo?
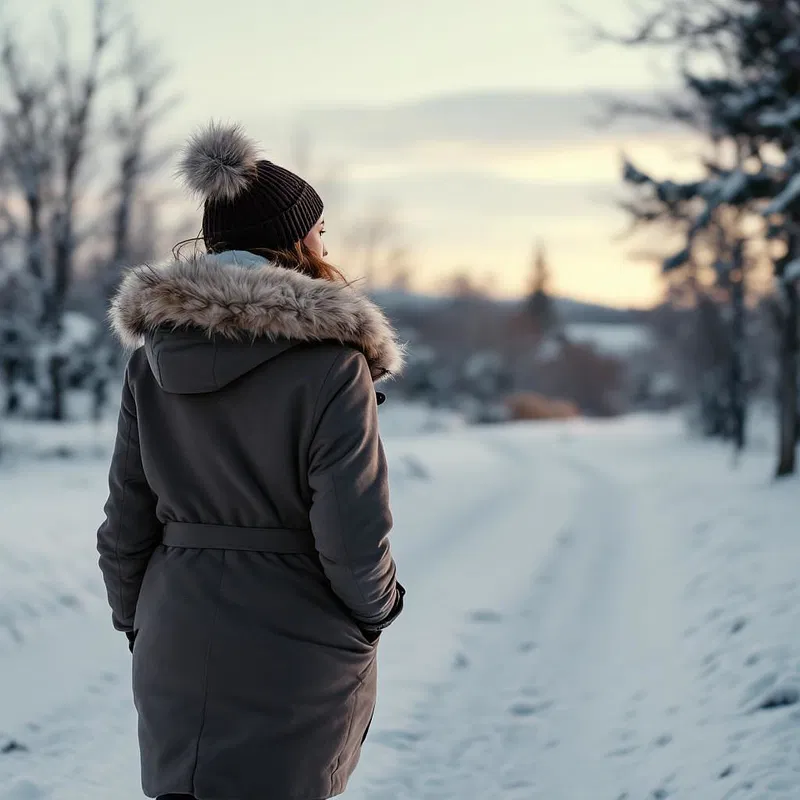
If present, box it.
[110,250,405,382]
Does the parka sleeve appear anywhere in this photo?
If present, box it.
[308,349,404,631]
[97,367,161,634]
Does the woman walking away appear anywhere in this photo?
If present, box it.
[97,121,406,800]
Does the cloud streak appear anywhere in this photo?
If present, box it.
[201,91,700,306]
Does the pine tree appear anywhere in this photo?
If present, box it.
[611,0,800,473]
[524,241,560,339]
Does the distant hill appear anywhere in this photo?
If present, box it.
[368,288,451,313]
[370,288,648,325]
[552,297,649,325]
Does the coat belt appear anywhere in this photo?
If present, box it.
[162,521,317,554]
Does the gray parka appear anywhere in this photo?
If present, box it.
[97,249,406,800]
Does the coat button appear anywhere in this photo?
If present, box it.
[376,391,386,405]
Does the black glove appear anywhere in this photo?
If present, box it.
[359,582,406,642]
[126,631,137,653]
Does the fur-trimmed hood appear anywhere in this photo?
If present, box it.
[110,250,405,386]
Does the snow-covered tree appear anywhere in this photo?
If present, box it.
[0,1,117,419]
[606,0,800,474]
[0,2,174,424]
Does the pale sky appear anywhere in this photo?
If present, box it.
[7,0,692,307]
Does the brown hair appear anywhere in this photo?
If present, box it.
[252,242,347,284]
[171,237,348,285]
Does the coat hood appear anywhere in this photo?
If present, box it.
[109,250,406,394]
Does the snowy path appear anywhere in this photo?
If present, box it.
[1,414,799,799]
[356,433,696,800]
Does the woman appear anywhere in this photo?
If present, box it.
[97,121,406,800]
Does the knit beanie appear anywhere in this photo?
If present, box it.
[176,121,324,253]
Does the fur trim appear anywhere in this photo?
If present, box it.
[176,121,259,202]
[110,251,406,382]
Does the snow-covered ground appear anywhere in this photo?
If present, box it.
[0,408,798,799]
[565,322,652,357]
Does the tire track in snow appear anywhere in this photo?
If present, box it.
[358,445,629,799]
[527,453,638,798]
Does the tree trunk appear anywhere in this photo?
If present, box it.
[1,357,22,415]
[26,191,44,283]
[776,280,799,478]
[729,252,747,453]
[47,202,74,327]
[48,354,66,422]
[36,348,67,422]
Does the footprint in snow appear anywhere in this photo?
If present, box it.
[729,617,747,635]
[607,745,637,758]
[753,684,800,712]
[469,610,503,623]
[720,781,754,798]
[1,739,28,754]
[371,729,425,751]
[653,733,673,748]
[399,455,429,481]
[2,779,45,800]
[701,660,719,678]
[518,641,537,653]
[502,779,533,792]
[509,700,552,717]
[57,593,82,610]
[740,672,778,708]
[452,653,469,670]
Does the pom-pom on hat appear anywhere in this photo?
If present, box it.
[177,121,324,254]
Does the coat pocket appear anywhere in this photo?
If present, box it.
[359,626,381,646]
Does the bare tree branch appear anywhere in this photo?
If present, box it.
[47,0,120,328]
[103,22,173,293]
